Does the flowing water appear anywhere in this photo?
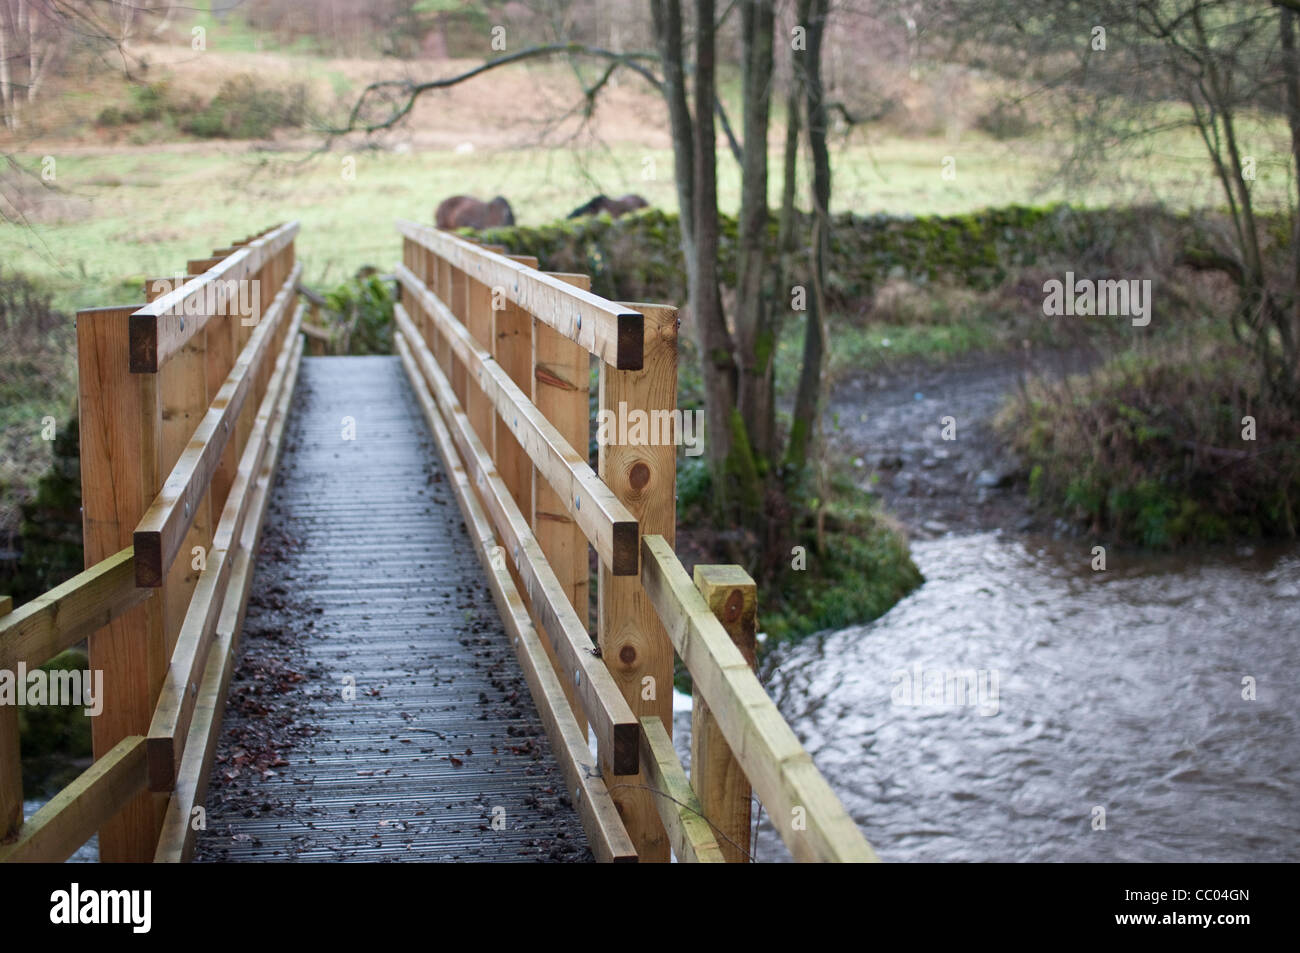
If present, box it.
[742,532,1300,862]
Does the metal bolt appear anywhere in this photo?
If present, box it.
[576,315,582,331]
[179,318,185,332]
[575,496,581,510]
[184,501,191,518]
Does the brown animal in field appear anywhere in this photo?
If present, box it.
[566,194,649,220]
[435,195,515,230]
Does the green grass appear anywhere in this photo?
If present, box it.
[4,112,1287,314]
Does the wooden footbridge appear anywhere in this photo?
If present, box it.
[0,221,877,863]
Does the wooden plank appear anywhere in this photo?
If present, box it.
[449,263,469,407]
[129,222,299,371]
[156,338,304,861]
[532,271,592,738]
[132,263,302,587]
[0,549,150,672]
[396,266,638,575]
[146,308,303,790]
[639,535,879,863]
[638,716,725,863]
[397,219,643,369]
[0,597,16,842]
[77,303,168,862]
[0,737,147,863]
[466,277,495,454]
[691,564,758,862]
[493,283,533,517]
[207,317,239,517]
[188,257,222,275]
[395,334,637,862]
[154,286,210,691]
[597,302,678,862]
[395,309,639,775]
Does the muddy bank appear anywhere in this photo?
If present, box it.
[829,348,1097,539]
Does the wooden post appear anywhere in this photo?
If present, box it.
[449,265,469,407]
[0,595,18,843]
[146,285,211,676]
[597,303,678,861]
[493,257,537,517]
[691,565,758,862]
[77,304,167,861]
[466,277,495,453]
[533,272,592,738]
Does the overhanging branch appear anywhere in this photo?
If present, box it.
[329,43,662,137]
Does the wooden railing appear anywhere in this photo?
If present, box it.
[0,223,303,863]
[0,219,875,864]
[395,220,877,862]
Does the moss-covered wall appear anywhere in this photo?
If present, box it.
[480,203,1202,308]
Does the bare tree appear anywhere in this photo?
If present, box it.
[334,1,838,527]
[922,0,1300,403]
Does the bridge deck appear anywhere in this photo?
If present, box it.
[194,356,590,862]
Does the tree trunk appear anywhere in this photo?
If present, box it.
[1279,6,1300,398]
[777,72,802,265]
[734,1,777,462]
[650,0,696,264]
[787,0,831,471]
[689,0,752,511]
[0,4,14,130]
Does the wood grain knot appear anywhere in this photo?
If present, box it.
[629,462,650,490]
[724,589,744,622]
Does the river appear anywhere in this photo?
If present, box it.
[737,531,1299,862]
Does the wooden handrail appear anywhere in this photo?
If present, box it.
[396,265,640,575]
[397,219,644,369]
[129,221,299,372]
[0,737,148,863]
[638,716,726,862]
[132,262,303,586]
[2,221,303,863]
[639,534,879,863]
[394,304,641,775]
[0,548,150,672]
[396,228,879,862]
[146,305,304,790]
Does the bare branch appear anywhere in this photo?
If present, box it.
[327,43,662,140]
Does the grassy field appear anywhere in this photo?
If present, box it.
[2,120,1281,316]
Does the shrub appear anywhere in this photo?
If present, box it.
[975,102,1039,140]
[997,343,1300,546]
[323,273,394,355]
[182,75,312,140]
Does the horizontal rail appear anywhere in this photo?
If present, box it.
[639,534,879,863]
[129,221,299,372]
[0,736,147,863]
[147,310,304,790]
[638,716,726,863]
[395,309,640,775]
[395,333,637,861]
[132,262,302,587]
[0,548,151,672]
[395,267,639,575]
[156,336,305,861]
[397,220,644,369]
